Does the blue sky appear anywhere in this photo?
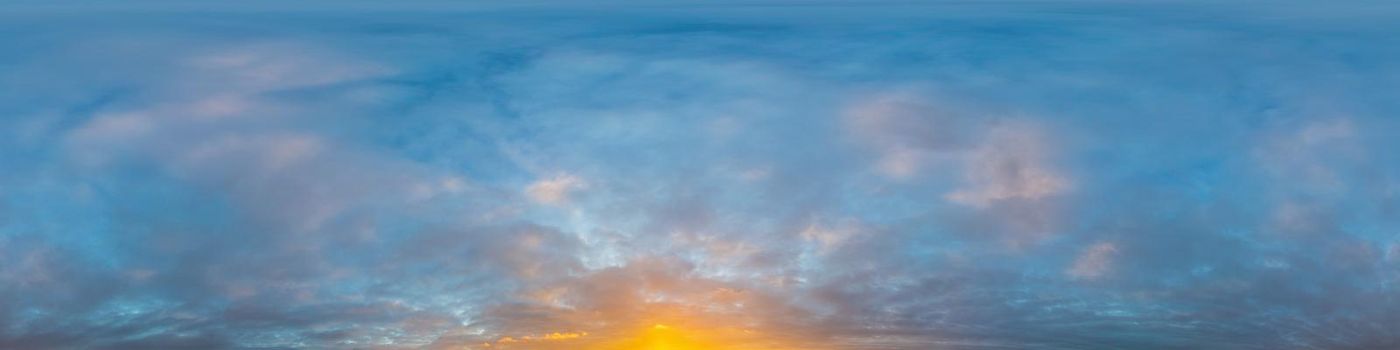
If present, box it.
[2,2,1400,349]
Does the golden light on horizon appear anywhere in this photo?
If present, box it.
[478,320,807,350]
[611,324,710,350]
[476,287,811,350]
[580,321,799,350]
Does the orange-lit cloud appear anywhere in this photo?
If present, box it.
[483,331,589,348]
[439,256,832,350]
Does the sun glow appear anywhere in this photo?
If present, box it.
[582,322,796,350]
[618,324,710,350]
[476,321,806,350]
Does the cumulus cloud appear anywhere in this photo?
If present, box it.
[945,121,1070,208]
[799,218,865,255]
[1066,241,1119,280]
[526,174,588,206]
[844,91,972,179]
[841,92,1070,208]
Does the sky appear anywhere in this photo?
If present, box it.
[2,1,1400,349]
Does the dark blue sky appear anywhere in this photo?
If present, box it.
[2,2,1400,349]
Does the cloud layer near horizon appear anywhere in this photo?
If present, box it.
[3,3,1400,349]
